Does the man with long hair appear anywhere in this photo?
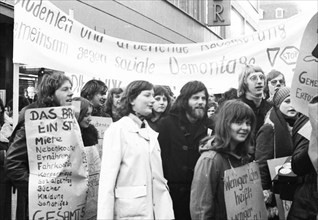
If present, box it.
[158,80,209,220]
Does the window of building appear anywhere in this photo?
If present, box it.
[275,8,284,19]
[167,0,207,23]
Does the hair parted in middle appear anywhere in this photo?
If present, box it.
[264,69,286,99]
[80,79,108,101]
[212,99,256,156]
[237,65,265,97]
[171,80,208,113]
[152,85,172,116]
[105,87,124,113]
[117,80,154,117]
[72,97,93,124]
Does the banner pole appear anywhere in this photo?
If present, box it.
[13,63,19,127]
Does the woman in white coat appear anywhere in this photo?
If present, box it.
[97,80,174,220]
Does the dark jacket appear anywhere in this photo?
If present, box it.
[4,102,42,220]
[92,106,110,118]
[81,124,99,147]
[190,144,250,220]
[239,96,271,159]
[288,115,318,220]
[239,96,271,135]
[256,108,293,190]
[158,110,208,220]
[5,102,40,191]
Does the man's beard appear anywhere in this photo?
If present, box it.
[186,105,205,120]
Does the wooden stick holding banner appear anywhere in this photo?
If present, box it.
[25,106,88,219]
[224,162,267,220]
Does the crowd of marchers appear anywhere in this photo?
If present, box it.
[0,64,317,220]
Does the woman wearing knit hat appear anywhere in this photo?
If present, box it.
[255,87,298,219]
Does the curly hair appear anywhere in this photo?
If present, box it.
[37,72,72,107]
[80,79,108,101]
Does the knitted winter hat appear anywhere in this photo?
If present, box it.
[273,87,290,108]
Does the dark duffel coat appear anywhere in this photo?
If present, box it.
[158,110,209,220]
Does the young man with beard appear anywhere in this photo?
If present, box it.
[157,81,209,220]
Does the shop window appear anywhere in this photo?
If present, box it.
[276,8,284,19]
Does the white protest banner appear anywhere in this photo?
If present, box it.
[90,116,113,157]
[83,145,101,220]
[291,13,318,116]
[224,162,267,220]
[13,0,314,94]
[25,106,88,219]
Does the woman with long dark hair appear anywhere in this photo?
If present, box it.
[190,100,256,219]
[104,87,123,122]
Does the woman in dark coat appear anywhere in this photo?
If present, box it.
[73,97,98,147]
[256,87,298,218]
[287,105,318,219]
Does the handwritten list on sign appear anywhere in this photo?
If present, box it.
[224,162,267,220]
[25,107,88,220]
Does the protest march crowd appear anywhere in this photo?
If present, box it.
[0,64,317,220]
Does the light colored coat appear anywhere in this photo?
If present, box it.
[97,114,174,220]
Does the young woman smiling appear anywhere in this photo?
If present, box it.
[190,100,256,219]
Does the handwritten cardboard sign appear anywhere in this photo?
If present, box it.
[83,145,101,220]
[224,162,267,220]
[291,13,318,116]
[90,116,112,158]
[25,106,88,220]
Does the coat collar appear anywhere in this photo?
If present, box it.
[128,113,144,129]
[127,113,158,141]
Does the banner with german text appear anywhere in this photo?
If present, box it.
[13,0,313,94]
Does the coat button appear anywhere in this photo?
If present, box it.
[182,166,188,171]
[182,145,188,151]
